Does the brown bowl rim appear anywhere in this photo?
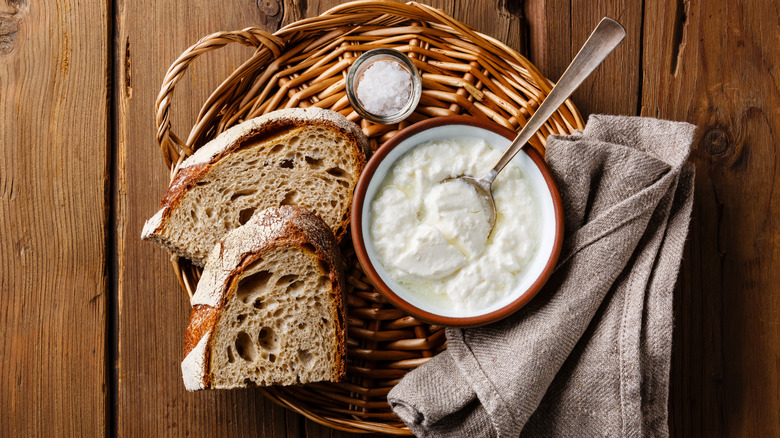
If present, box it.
[351,115,564,327]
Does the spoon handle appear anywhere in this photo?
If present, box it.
[484,17,626,183]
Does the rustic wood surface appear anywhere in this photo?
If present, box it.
[0,0,109,436]
[1,0,778,436]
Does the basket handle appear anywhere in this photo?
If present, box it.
[154,28,284,170]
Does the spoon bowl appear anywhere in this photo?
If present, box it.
[441,175,497,230]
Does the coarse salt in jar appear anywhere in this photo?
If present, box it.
[346,48,422,124]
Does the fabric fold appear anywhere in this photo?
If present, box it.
[388,115,696,437]
[390,351,494,437]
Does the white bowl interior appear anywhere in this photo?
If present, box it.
[361,124,558,319]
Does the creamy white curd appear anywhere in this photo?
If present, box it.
[370,137,539,312]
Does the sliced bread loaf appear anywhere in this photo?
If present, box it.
[181,206,347,391]
[142,107,369,266]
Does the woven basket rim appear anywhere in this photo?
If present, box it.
[153,1,583,434]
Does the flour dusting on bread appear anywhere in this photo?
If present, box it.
[142,107,369,266]
[180,206,347,390]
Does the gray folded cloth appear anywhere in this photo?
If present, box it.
[388,115,696,437]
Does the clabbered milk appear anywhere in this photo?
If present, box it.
[369,138,540,313]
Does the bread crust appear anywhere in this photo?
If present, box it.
[142,107,370,264]
[182,206,347,390]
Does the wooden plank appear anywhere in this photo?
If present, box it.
[113,0,293,436]
[641,0,780,436]
[524,0,644,116]
[524,0,571,83]
[568,0,643,116]
[0,0,109,436]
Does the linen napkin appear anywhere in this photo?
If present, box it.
[388,115,696,437]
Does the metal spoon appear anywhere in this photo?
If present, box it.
[447,18,626,230]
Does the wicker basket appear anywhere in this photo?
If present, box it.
[155,1,583,434]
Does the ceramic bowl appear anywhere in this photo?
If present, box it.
[351,116,564,327]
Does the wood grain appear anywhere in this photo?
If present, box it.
[641,0,780,435]
[0,0,761,436]
[0,0,109,436]
[4,0,779,435]
[115,1,523,436]
[113,0,290,436]
[526,0,644,116]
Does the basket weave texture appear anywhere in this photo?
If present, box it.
[155,1,583,434]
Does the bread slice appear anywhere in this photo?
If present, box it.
[142,107,369,266]
[181,206,347,391]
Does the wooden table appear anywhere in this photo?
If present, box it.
[2,0,777,436]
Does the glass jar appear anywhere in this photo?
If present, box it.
[346,48,422,124]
